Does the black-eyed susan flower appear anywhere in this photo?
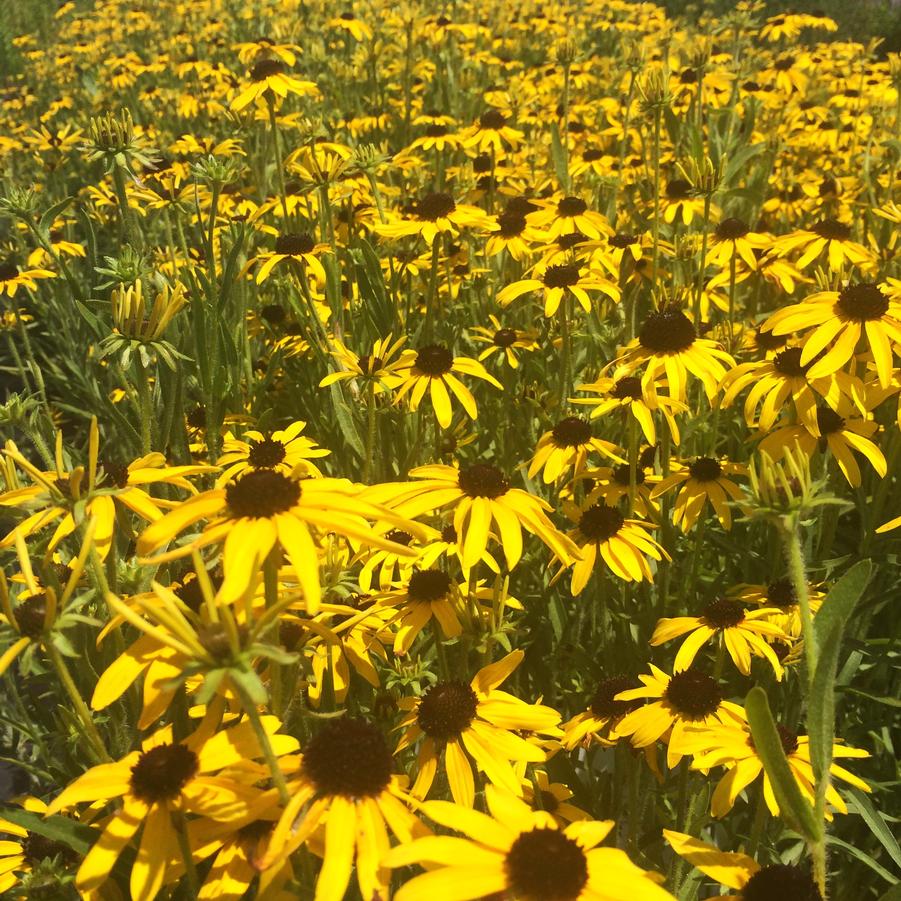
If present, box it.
[0,797,75,894]
[46,717,298,900]
[618,305,734,403]
[384,785,675,901]
[252,231,329,284]
[555,501,668,591]
[614,666,746,767]
[318,334,408,393]
[498,259,621,317]
[375,192,493,244]
[262,717,426,901]
[460,107,524,152]
[705,218,770,270]
[650,598,786,679]
[396,650,561,806]
[661,179,708,225]
[729,578,825,641]
[719,345,861,434]
[522,771,590,825]
[528,195,613,241]
[770,219,874,273]
[758,403,886,488]
[230,59,318,111]
[678,720,870,818]
[664,830,824,901]
[392,344,501,429]
[216,421,329,485]
[571,371,685,445]
[528,417,624,484]
[364,462,579,571]
[484,208,546,260]
[470,315,539,369]
[762,282,901,389]
[650,457,746,532]
[0,260,55,296]
[563,675,643,749]
[137,469,424,611]
[328,11,373,41]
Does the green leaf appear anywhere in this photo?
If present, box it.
[809,561,872,788]
[0,807,95,855]
[838,687,901,708]
[39,196,75,235]
[329,384,363,457]
[878,885,901,901]
[847,787,901,872]
[826,835,899,885]
[745,686,821,842]
[813,560,873,647]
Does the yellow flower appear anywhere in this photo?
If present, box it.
[614,665,746,768]
[216,420,329,485]
[230,59,318,111]
[384,785,675,901]
[528,416,623,484]
[364,462,579,571]
[392,344,502,429]
[762,282,901,388]
[498,259,620,318]
[650,598,786,679]
[318,334,408,394]
[563,674,643,749]
[262,717,427,901]
[374,191,493,244]
[769,219,875,273]
[556,501,668,591]
[0,797,67,894]
[664,829,816,899]
[650,457,746,532]
[46,718,298,901]
[678,720,870,818]
[252,231,329,284]
[0,260,55,297]
[470,314,539,369]
[137,469,424,611]
[729,578,825,640]
[396,650,561,806]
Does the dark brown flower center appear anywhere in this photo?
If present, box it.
[22,832,74,865]
[702,598,746,629]
[14,593,48,639]
[639,306,696,353]
[543,264,580,289]
[756,328,787,352]
[416,192,456,221]
[225,469,301,518]
[776,724,800,756]
[505,828,589,901]
[497,211,527,238]
[407,569,451,603]
[664,670,721,719]
[811,218,851,241]
[551,417,592,448]
[480,108,507,129]
[590,675,639,719]
[557,196,588,217]
[816,407,844,435]
[715,218,749,240]
[274,232,315,256]
[493,327,518,347]
[260,304,287,324]
[458,463,510,498]
[773,347,809,377]
[129,743,199,803]
[414,343,453,376]
[279,618,306,650]
[612,463,645,486]
[578,504,624,542]
[582,148,604,162]
[250,58,285,81]
[0,261,20,281]
[611,376,642,399]
[689,457,722,482]
[247,437,287,468]
[416,680,478,740]
[666,179,693,200]
[766,577,796,608]
[425,123,448,137]
[303,718,393,798]
[609,233,638,248]
[742,863,822,901]
[836,283,889,321]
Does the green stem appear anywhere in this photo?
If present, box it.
[235,682,291,805]
[133,354,153,455]
[363,379,377,483]
[170,807,200,896]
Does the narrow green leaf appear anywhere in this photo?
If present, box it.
[745,686,821,842]
[848,787,901,872]
[826,835,899,885]
[329,384,363,457]
[0,807,95,855]
[39,196,75,235]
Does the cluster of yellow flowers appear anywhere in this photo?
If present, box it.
[0,0,898,898]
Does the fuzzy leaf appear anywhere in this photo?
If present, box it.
[745,686,821,842]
